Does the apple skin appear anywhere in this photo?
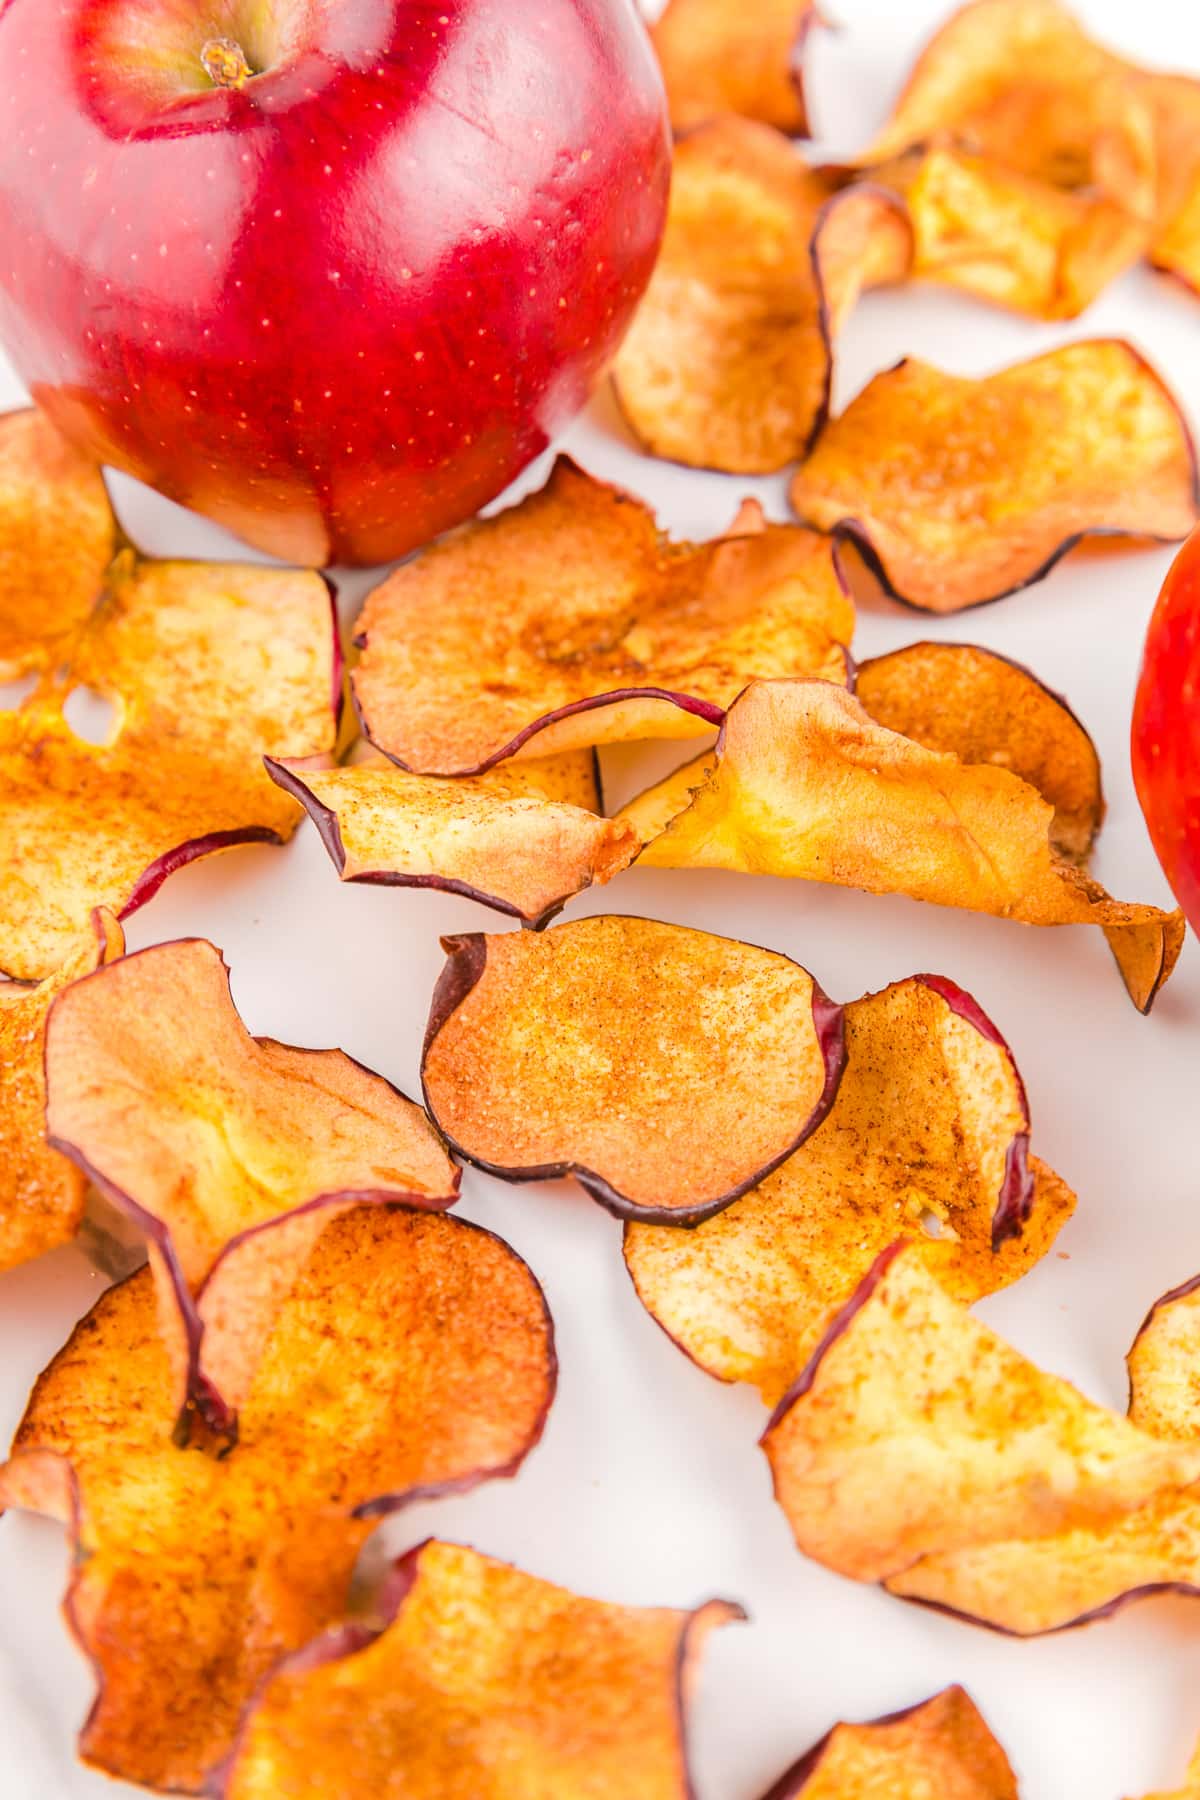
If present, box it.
[1133,527,1200,934]
[0,0,669,565]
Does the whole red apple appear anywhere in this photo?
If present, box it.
[1133,527,1200,934]
[0,0,669,565]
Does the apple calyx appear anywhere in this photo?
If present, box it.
[201,37,253,89]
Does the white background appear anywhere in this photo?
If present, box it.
[2,1,1199,1794]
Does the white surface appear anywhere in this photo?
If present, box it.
[2,2,1200,1795]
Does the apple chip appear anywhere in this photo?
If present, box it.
[762,1245,1200,1585]
[651,0,824,137]
[0,407,118,680]
[870,146,1147,320]
[267,752,638,928]
[44,937,459,1431]
[861,0,1159,222]
[352,458,853,773]
[790,343,1199,611]
[1,550,340,979]
[759,1687,1019,1799]
[0,908,124,1273]
[625,975,1074,1404]
[611,118,911,474]
[1153,174,1200,296]
[622,680,1183,1010]
[217,1539,739,1800]
[422,916,845,1226]
[0,1205,555,1793]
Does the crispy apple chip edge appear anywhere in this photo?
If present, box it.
[421,917,846,1226]
[651,0,825,137]
[215,1538,742,1800]
[758,1686,1020,1799]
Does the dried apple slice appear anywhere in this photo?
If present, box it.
[1128,1277,1200,1441]
[651,0,824,136]
[625,975,1074,1404]
[421,916,845,1226]
[0,407,118,680]
[790,343,1199,612]
[44,937,459,1430]
[0,1205,555,1793]
[1,550,340,979]
[267,752,639,928]
[352,458,853,774]
[762,1244,1200,1585]
[611,118,911,474]
[217,1538,739,1800]
[759,1686,1019,1799]
[621,680,1183,1010]
[0,907,124,1273]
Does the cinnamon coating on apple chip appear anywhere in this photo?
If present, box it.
[422,916,846,1226]
[610,119,911,474]
[217,1539,739,1800]
[43,937,459,1433]
[267,749,638,928]
[0,1206,555,1794]
[625,974,1074,1405]
[0,907,123,1273]
[651,0,824,137]
[0,548,340,980]
[352,457,853,773]
[0,407,118,680]
[856,642,1182,1013]
[762,1245,1200,1588]
[758,1686,1019,1799]
[620,680,1184,1010]
[789,343,1199,611]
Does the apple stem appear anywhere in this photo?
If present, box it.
[201,36,253,88]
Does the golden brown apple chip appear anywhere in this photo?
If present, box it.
[855,643,1182,1012]
[861,0,1159,221]
[625,974,1074,1404]
[789,343,1199,611]
[0,551,340,980]
[759,1686,1019,1799]
[1128,1278,1200,1442]
[0,1206,555,1793]
[0,907,124,1273]
[1152,176,1200,295]
[621,680,1183,1010]
[610,119,911,474]
[0,408,118,680]
[267,751,639,928]
[762,1245,1200,1587]
[868,146,1147,319]
[217,1539,740,1800]
[1142,74,1200,294]
[651,0,824,136]
[352,457,853,773]
[422,916,845,1226]
[43,937,459,1431]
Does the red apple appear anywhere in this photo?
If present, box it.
[1133,527,1200,934]
[0,0,669,565]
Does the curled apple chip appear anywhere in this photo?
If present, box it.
[44,937,459,1431]
[869,146,1147,320]
[651,0,824,136]
[790,343,1199,611]
[0,408,118,680]
[1,550,340,979]
[622,680,1183,1010]
[1153,174,1200,296]
[759,1686,1019,1799]
[267,751,638,928]
[625,974,1074,1404]
[0,1205,555,1793]
[611,119,911,474]
[218,1539,739,1800]
[762,1245,1200,1586]
[0,907,124,1273]
[422,916,845,1226]
[354,458,851,774]
[861,0,1159,222]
